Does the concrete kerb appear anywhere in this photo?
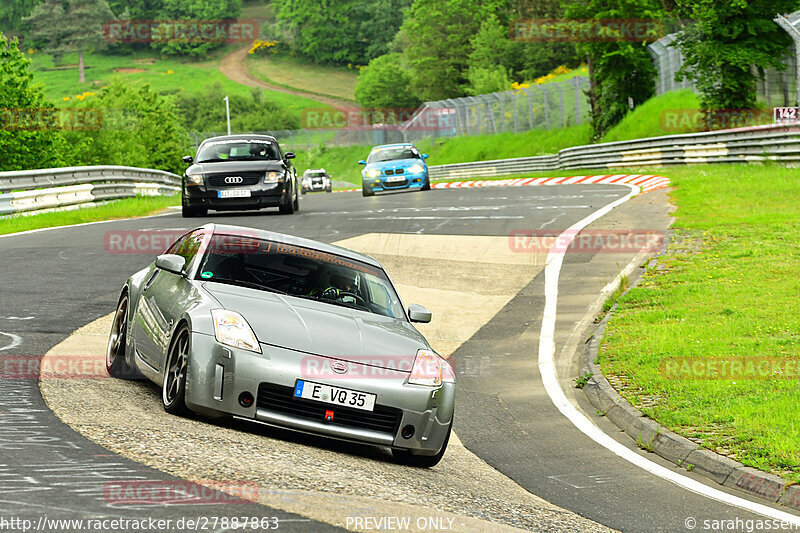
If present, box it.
[579,264,798,510]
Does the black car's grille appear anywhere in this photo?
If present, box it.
[383,169,404,176]
[257,383,401,435]
[383,179,408,187]
[207,173,263,187]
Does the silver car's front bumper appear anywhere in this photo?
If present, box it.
[185,332,455,455]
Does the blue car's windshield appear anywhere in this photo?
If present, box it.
[367,146,420,163]
[197,235,405,319]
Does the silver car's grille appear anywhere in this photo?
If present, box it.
[256,383,401,435]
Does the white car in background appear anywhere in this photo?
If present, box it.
[301,168,332,194]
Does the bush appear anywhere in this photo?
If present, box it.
[354,53,420,109]
[0,32,66,171]
[61,78,187,173]
[174,84,300,133]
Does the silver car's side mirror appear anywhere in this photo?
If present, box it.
[408,304,432,323]
[155,254,186,275]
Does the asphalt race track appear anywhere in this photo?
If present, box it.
[1,185,796,532]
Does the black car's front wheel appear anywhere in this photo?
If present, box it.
[162,325,190,415]
[181,199,207,218]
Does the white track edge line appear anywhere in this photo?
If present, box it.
[537,184,800,524]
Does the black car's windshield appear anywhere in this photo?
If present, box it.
[196,235,405,319]
[196,139,281,163]
[367,146,420,163]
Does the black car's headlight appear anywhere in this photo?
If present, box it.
[186,172,203,185]
[265,171,284,183]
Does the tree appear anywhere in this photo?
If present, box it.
[354,53,420,108]
[671,0,795,112]
[274,0,410,66]
[465,14,511,95]
[400,0,494,101]
[565,0,663,140]
[24,0,114,83]
[0,0,43,35]
[0,32,65,171]
[153,0,242,58]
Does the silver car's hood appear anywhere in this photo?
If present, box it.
[203,283,426,369]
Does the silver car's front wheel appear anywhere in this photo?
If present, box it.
[106,293,138,378]
[162,326,190,415]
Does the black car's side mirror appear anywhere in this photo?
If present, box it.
[182,155,194,164]
[285,152,296,160]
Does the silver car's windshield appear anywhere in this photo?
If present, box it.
[196,235,406,319]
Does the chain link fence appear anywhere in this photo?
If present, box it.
[190,76,591,151]
[649,33,797,107]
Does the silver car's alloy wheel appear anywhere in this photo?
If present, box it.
[106,294,134,378]
[162,326,189,415]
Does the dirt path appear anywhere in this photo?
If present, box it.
[218,45,354,111]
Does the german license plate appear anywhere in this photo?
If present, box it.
[293,380,376,411]
[386,175,405,182]
[218,190,251,198]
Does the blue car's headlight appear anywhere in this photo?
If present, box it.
[365,169,381,178]
[408,164,424,174]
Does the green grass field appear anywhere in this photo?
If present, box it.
[28,50,329,117]
[596,164,800,482]
[0,195,179,235]
[247,54,358,102]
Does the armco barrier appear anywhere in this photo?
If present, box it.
[429,123,800,180]
[0,166,181,216]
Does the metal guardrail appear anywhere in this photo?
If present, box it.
[0,166,180,216]
[429,123,800,180]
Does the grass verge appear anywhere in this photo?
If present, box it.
[0,195,179,235]
[595,164,800,482]
[246,54,358,102]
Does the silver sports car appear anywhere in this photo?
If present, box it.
[106,223,455,467]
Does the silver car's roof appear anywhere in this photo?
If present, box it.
[204,223,381,268]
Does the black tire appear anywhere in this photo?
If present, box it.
[392,420,452,468]
[301,189,306,195]
[326,186,332,193]
[362,187,374,197]
[422,176,431,191]
[162,325,190,415]
[293,183,300,211]
[182,202,207,218]
[106,293,140,379]
[279,182,297,214]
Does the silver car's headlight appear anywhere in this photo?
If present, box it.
[211,309,261,353]
[186,172,203,185]
[408,349,443,386]
[408,164,424,174]
[365,169,381,178]
[265,171,283,183]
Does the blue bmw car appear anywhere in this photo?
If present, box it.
[359,143,430,197]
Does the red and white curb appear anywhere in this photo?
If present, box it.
[432,175,670,194]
